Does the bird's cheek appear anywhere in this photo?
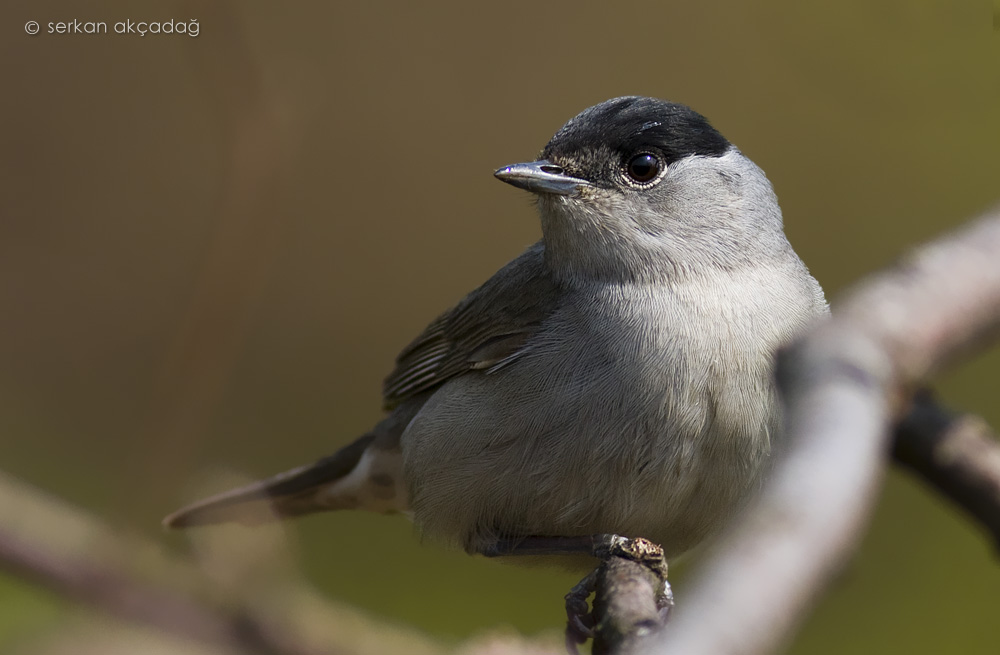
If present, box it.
[576,185,604,202]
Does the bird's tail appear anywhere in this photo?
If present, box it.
[163,433,409,529]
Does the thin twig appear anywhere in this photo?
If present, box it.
[0,526,314,655]
[893,393,1000,551]
[589,537,671,655]
[591,557,667,655]
[0,471,447,655]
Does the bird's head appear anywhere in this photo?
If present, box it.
[496,96,788,283]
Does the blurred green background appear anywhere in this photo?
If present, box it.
[2,0,999,652]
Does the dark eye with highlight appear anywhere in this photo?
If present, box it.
[625,153,661,184]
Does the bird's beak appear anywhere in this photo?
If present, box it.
[494,160,590,196]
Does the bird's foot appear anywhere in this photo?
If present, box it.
[589,534,674,631]
[480,534,671,653]
[593,534,671,589]
[564,568,597,655]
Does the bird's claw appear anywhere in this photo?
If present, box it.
[561,534,672,653]
[564,568,598,654]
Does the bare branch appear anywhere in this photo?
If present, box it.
[0,471,446,655]
[0,525,311,655]
[643,204,1000,655]
[893,394,1000,550]
[591,556,667,655]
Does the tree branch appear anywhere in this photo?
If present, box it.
[893,393,1000,550]
[591,556,668,655]
[0,525,314,655]
[0,471,447,655]
[642,203,1000,655]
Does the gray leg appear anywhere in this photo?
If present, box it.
[480,533,640,558]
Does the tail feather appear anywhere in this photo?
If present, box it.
[163,434,377,529]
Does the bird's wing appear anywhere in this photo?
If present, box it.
[382,242,560,408]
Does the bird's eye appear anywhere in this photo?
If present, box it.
[625,153,661,184]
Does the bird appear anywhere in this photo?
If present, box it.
[164,96,828,564]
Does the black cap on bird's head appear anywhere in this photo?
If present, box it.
[494,96,730,196]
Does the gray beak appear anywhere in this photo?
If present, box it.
[494,160,589,196]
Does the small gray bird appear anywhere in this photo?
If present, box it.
[164,96,827,561]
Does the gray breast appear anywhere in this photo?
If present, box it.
[399,273,789,556]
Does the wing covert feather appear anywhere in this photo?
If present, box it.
[382,243,560,408]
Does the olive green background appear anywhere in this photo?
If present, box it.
[2,1,999,652]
